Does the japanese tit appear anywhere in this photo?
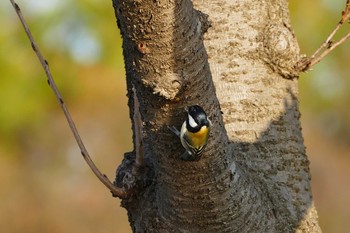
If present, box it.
[168,105,212,161]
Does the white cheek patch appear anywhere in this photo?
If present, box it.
[188,114,198,128]
[207,117,212,126]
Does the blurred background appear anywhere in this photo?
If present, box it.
[0,0,349,232]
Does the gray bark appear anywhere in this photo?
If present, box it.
[112,0,321,232]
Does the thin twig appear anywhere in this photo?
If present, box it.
[307,23,342,63]
[307,31,350,69]
[299,0,350,72]
[9,0,127,198]
[131,86,144,175]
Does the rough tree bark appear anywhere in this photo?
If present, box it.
[113,0,321,232]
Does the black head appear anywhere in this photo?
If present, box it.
[186,105,210,132]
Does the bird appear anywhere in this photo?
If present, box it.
[168,105,212,161]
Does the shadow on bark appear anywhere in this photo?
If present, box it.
[230,89,315,232]
[115,62,316,233]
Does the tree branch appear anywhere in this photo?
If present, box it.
[9,0,128,198]
[298,0,350,72]
[131,85,144,175]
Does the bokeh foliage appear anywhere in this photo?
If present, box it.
[1,1,131,232]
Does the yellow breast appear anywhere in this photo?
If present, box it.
[187,126,209,148]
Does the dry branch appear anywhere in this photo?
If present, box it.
[131,86,144,175]
[298,0,350,72]
[9,0,128,198]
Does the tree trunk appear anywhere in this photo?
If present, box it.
[112,0,321,232]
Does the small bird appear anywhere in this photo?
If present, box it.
[168,105,212,161]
